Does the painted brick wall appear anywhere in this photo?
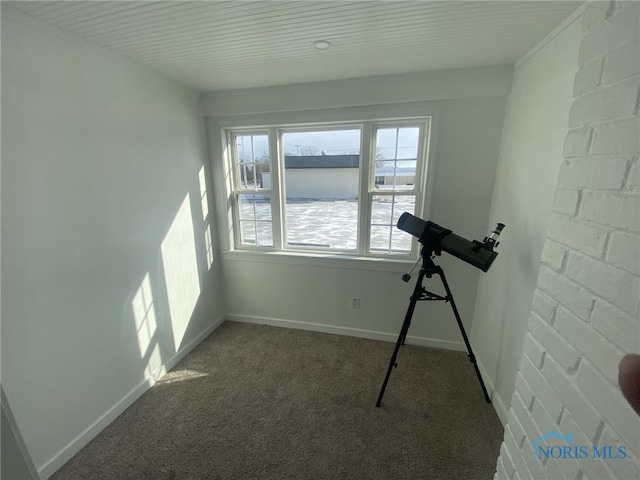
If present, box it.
[495,2,639,479]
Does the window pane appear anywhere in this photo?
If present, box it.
[374,127,419,191]
[391,229,413,253]
[285,200,358,249]
[235,134,269,189]
[239,221,256,245]
[370,194,415,254]
[370,225,392,252]
[237,194,272,246]
[256,221,273,246]
[282,129,361,250]
[397,128,419,159]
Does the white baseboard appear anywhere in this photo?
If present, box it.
[38,315,226,480]
[476,357,509,426]
[225,313,466,352]
[493,392,509,427]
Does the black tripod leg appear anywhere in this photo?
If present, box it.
[400,318,410,346]
[400,279,424,346]
[376,270,425,407]
[437,268,491,404]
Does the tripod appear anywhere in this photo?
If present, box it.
[376,248,491,407]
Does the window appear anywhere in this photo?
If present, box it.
[226,117,431,258]
[231,133,272,247]
[369,126,421,254]
[283,128,361,250]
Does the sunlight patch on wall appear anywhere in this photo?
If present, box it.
[199,165,215,269]
[131,273,163,379]
[221,142,235,240]
[199,166,209,221]
[205,226,214,269]
[161,193,201,352]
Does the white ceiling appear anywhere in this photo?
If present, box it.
[3,1,582,92]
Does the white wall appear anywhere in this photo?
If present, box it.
[1,12,226,479]
[205,68,508,351]
[496,1,640,479]
[470,11,584,422]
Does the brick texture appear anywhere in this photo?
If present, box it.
[557,155,628,190]
[495,2,640,478]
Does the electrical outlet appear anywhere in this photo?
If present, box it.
[351,297,360,309]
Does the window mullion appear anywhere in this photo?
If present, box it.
[388,193,396,254]
[268,128,284,250]
[392,127,399,190]
[358,123,373,256]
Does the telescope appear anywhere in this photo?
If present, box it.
[397,212,505,273]
[376,213,505,408]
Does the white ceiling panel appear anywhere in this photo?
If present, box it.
[3,1,583,91]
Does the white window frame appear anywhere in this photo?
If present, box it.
[365,121,429,257]
[280,124,363,254]
[218,103,438,261]
[228,130,274,248]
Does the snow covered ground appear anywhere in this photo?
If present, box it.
[239,196,416,253]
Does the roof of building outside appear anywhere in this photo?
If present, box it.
[283,155,417,173]
[284,154,359,169]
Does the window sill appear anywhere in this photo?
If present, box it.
[221,248,416,273]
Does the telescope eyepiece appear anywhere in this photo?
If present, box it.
[485,223,505,248]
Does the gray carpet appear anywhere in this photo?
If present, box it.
[51,321,504,480]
